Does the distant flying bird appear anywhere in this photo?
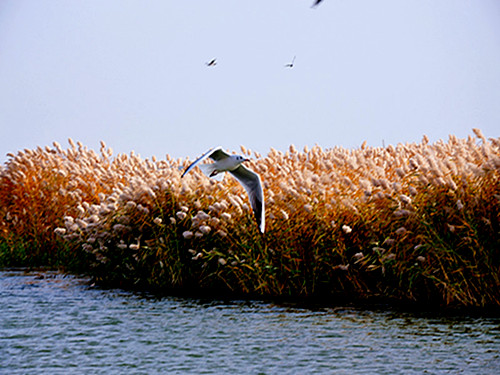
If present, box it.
[181,147,265,233]
[311,0,324,8]
[206,58,217,67]
[284,56,296,68]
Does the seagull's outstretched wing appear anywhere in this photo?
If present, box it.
[208,147,231,162]
[206,58,217,66]
[181,146,229,177]
[230,165,265,233]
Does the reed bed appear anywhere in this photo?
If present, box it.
[1,130,499,308]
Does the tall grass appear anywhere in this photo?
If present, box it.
[1,131,499,307]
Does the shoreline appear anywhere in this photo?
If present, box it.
[2,267,500,315]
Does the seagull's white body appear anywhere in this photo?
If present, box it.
[181,147,265,233]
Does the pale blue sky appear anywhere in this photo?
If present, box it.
[1,0,499,162]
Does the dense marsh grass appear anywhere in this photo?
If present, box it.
[1,130,499,307]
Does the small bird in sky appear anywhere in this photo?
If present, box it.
[284,56,296,68]
[311,0,324,8]
[182,147,265,234]
[205,58,217,67]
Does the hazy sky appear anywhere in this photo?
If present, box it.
[1,0,499,162]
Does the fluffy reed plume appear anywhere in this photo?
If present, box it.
[1,130,499,308]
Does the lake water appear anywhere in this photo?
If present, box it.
[1,270,499,374]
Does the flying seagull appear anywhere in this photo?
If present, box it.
[311,0,324,8]
[284,56,296,68]
[206,58,217,67]
[181,147,265,233]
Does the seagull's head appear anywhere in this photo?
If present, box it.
[234,155,251,164]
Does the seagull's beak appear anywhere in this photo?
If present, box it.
[243,158,251,163]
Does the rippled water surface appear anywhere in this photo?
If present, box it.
[1,270,499,374]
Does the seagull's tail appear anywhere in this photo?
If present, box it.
[199,163,224,181]
[198,163,215,176]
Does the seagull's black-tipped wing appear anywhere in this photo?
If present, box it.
[229,165,265,233]
[181,146,224,178]
[312,0,324,8]
[181,146,230,177]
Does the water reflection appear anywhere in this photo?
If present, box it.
[1,270,499,374]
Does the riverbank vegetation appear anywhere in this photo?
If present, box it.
[1,130,499,308]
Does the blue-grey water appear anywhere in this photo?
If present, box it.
[1,270,499,374]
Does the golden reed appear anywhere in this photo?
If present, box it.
[1,130,499,307]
